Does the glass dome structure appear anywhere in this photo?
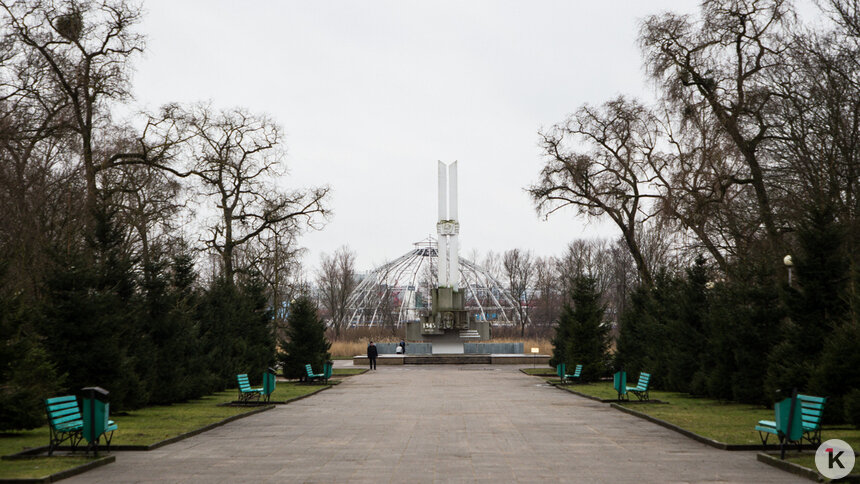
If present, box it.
[346,238,520,327]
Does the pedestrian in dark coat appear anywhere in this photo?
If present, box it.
[399,339,406,355]
[367,341,378,370]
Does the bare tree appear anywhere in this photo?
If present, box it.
[530,96,661,285]
[177,104,330,284]
[639,0,794,253]
[532,256,560,328]
[317,246,357,339]
[503,248,535,336]
[99,143,184,281]
[0,0,145,224]
[240,230,306,328]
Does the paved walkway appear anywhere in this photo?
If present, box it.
[67,366,803,483]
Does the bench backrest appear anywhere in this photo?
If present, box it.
[573,364,582,377]
[798,394,827,430]
[635,372,651,390]
[237,374,253,391]
[45,395,82,430]
[305,364,316,377]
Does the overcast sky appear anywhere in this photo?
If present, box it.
[131,1,818,273]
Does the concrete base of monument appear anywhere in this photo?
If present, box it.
[353,354,551,365]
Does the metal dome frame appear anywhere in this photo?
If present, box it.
[346,237,520,327]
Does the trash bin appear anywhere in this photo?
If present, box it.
[80,386,110,448]
[263,368,276,400]
[613,371,627,400]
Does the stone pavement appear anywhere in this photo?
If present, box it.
[66,366,804,483]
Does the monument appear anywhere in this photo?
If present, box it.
[405,161,489,353]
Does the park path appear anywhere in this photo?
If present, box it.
[65,366,804,483]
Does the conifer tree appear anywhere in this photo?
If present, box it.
[0,290,64,430]
[665,257,708,393]
[563,275,610,382]
[279,296,331,380]
[40,205,150,409]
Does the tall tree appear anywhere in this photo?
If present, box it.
[178,104,329,284]
[530,97,661,285]
[0,0,145,225]
[563,275,611,382]
[503,248,535,336]
[278,295,330,380]
[317,246,357,339]
[640,0,794,253]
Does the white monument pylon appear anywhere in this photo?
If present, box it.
[437,161,460,290]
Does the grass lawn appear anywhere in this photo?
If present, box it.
[0,456,102,480]
[551,381,860,447]
[0,382,325,479]
[784,454,818,471]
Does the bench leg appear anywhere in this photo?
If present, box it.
[103,429,114,453]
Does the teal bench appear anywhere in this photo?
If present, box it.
[236,374,263,402]
[556,363,582,384]
[626,372,651,401]
[305,362,333,384]
[45,395,116,456]
[755,394,826,445]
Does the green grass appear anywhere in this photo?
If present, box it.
[0,382,326,478]
[0,456,102,479]
[784,454,818,471]
[551,381,860,447]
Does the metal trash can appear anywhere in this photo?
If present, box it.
[80,386,110,450]
[263,368,277,400]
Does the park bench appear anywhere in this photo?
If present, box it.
[305,363,333,383]
[625,372,651,401]
[556,363,582,384]
[755,394,827,445]
[45,395,117,456]
[305,363,324,383]
[305,363,333,384]
[236,374,263,403]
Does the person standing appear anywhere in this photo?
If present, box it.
[399,339,406,355]
[367,341,378,370]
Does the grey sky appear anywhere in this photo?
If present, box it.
[131,1,817,273]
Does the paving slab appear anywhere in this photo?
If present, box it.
[64,366,805,483]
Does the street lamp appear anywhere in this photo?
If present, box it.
[783,255,793,286]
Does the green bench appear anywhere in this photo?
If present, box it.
[45,395,116,456]
[236,374,263,403]
[305,362,333,384]
[625,372,651,401]
[556,363,582,384]
[755,394,826,445]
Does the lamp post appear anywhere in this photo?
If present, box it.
[783,255,793,286]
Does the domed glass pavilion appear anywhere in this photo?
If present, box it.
[346,238,520,327]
